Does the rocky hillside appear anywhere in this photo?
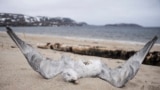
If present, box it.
[0,13,87,26]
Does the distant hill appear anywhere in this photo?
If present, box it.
[0,13,87,26]
[0,13,144,27]
[104,23,143,28]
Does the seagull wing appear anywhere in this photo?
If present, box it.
[6,27,64,79]
[98,36,157,87]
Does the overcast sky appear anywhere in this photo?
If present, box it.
[0,0,160,27]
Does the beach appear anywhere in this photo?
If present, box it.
[0,31,160,90]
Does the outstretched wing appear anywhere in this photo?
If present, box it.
[98,36,157,87]
[6,27,64,79]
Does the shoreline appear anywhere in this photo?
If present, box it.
[0,31,160,52]
[1,31,160,46]
[1,29,160,45]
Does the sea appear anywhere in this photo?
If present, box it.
[0,26,160,44]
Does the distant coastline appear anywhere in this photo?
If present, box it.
[0,12,147,28]
[104,23,143,28]
[0,13,87,27]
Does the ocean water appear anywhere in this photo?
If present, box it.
[0,26,160,44]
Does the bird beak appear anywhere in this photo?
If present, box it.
[70,80,79,84]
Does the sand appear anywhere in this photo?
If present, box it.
[0,31,160,90]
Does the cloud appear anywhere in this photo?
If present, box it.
[0,0,160,26]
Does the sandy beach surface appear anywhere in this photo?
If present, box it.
[0,31,160,90]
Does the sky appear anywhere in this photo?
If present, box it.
[0,0,160,27]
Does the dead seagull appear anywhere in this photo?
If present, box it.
[6,26,157,88]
